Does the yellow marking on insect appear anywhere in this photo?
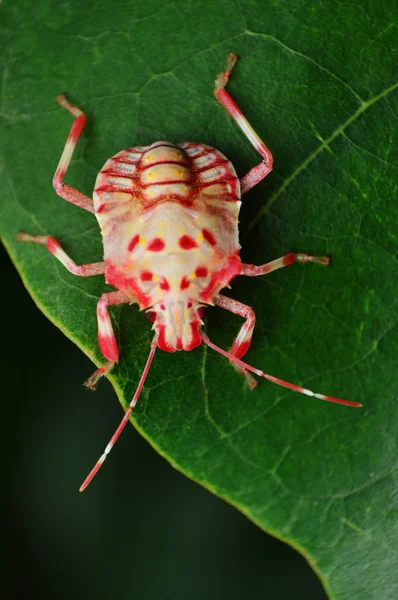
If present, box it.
[157,221,168,236]
[148,171,156,181]
[146,154,154,162]
[197,232,204,242]
[152,274,160,282]
[139,236,146,246]
[189,272,196,279]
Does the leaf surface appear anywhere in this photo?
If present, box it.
[1,1,398,598]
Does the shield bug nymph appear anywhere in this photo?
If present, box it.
[18,54,362,491]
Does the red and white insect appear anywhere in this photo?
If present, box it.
[18,54,362,491]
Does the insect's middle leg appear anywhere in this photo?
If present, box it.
[215,54,273,196]
[242,252,330,277]
[85,291,130,391]
[17,233,105,276]
[214,294,258,389]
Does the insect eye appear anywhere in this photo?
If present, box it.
[197,306,208,319]
[145,311,157,323]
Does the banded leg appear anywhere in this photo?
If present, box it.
[215,54,273,195]
[53,94,95,213]
[215,294,257,389]
[85,291,130,391]
[242,252,330,277]
[17,233,105,276]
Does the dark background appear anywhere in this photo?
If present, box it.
[1,243,326,599]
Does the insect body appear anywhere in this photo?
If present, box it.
[18,54,362,491]
[95,140,241,354]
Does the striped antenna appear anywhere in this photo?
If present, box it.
[201,332,362,408]
[79,335,158,492]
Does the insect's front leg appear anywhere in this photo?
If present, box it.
[241,252,330,277]
[215,54,273,195]
[85,291,130,391]
[214,294,257,389]
[52,94,95,213]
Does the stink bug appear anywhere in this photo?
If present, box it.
[18,54,362,491]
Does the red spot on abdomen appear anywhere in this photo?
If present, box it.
[202,229,216,246]
[195,266,208,278]
[147,237,165,251]
[160,278,170,291]
[179,235,198,250]
[141,271,153,281]
[128,235,139,252]
[180,276,191,290]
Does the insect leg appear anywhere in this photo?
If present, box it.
[202,332,362,407]
[242,252,330,277]
[84,291,130,391]
[17,233,105,276]
[215,53,273,195]
[53,94,95,213]
[214,294,258,389]
[80,335,158,492]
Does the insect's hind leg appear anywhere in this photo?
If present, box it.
[84,291,130,391]
[17,233,106,276]
[214,294,258,389]
[215,54,273,196]
[52,94,95,213]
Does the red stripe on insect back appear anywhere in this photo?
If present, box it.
[145,142,179,151]
[141,159,189,171]
[196,158,230,172]
[142,180,191,188]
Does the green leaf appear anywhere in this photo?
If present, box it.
[1,1,397,598]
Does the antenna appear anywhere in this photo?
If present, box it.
[79,335,158,492]
[201,332,362,408]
